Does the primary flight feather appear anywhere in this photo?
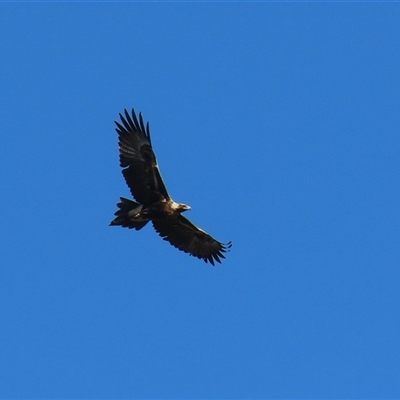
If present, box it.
[110,109,231,265]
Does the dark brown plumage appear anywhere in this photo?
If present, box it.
[110,109,231,265]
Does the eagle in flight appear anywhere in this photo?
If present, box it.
[110,109,231,265]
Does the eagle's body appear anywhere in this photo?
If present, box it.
[110,109,231,265]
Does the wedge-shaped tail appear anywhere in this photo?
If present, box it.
[110,197,149,230]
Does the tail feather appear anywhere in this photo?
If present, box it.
[110,197,149,230]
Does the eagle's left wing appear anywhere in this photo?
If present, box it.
[115,109,170,205]
[152,215,231,265]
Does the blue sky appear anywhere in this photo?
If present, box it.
[1,3,400,398]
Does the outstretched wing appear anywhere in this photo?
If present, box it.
[152,215,232,265]
[115,109,169,204]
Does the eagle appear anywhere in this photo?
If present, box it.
[110,109,231,265]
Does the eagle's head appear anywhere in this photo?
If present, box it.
[169,200,191,214]
[178,203,191,213]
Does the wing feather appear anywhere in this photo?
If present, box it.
[152,215,232,265]
[115,109,169,204]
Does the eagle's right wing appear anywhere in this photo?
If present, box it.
[152,215,232,265]
[115,109,169,204]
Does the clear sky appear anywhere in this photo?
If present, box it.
[1,3,400,399]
